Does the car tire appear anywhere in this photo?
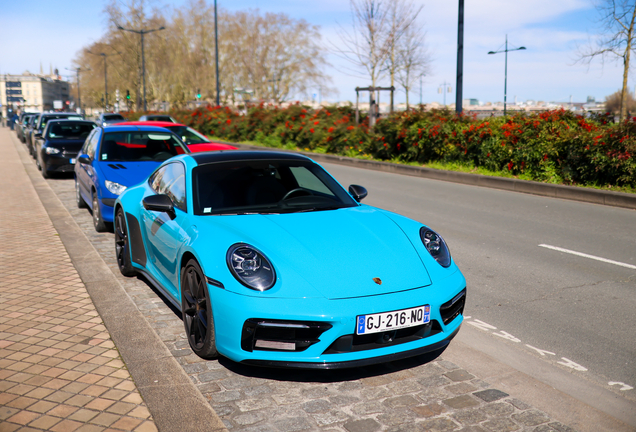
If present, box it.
[114,208,137,277]
[92,191,108,232]
[75,179,88,209]
[181,259,218,359]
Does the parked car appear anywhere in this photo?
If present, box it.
[34,119,97,178]
[74,125,190,232]
[138,114,177,123]
[114,150,466,368]
[16,113,36,143]
[97,112,126,126]
[30,112,84,157]
[24,114,41,153]
[117,121,237,152]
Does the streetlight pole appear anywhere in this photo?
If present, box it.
[488,35,526,116]
[214,0,220,106]
[88,51,119,111]
[455,0,464,114]
[65,67,89,114]
[117,24,165,111]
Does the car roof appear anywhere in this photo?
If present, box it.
[190,150,312,166]
[40,112,79,116]
[116,121,185,127]
[101,124,182,133]
[46,119,95,124]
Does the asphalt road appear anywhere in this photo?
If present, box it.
[323,162,636,399]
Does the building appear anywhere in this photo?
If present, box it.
[1,72,71,117]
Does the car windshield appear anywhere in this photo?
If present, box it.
[47,122,95,140]
[146,115,173,121]
[40,115,82,131]
[104,114,125,121]
[193,159,358,215]
[99,131,188,162]
[166,125,209,145]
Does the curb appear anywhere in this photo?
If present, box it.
[233,143,636,210]
[10,132,227,432]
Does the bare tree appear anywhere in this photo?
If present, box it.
[395,22,430,110]
[384,0,423,110]
[335,0,392,88]
[578,0,636,121]
[605,88,636,114]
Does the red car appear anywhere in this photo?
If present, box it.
[116,121,237,153]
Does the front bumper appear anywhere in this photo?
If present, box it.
[211,269,466,368]
[42,153,77,173]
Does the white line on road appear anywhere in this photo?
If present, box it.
[538,244,636,270]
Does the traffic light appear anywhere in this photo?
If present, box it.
[126,90,130,100]
[196,89,201,99]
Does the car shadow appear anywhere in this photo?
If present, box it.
[217,346,447,383]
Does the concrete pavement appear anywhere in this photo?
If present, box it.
[2,125,634,432]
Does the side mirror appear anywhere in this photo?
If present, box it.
[77,155,91,164]
[348,184,368,202]
[143,194,176,218]
[34,132,42,138]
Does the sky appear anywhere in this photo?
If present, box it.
[0,0,630,106]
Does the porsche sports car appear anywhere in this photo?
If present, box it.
[75,125,190,232]
[114,151,466,368]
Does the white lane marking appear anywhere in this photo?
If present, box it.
[493,331,521,343]
[609,382,634,391]
[539,244,636,270]
[526,344,556,356]
[467,319,497,332]
[557,357,588,371]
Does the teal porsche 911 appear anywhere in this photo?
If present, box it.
[114,150,466,368]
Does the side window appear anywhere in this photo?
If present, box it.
[148,163,187,212]
[86,130,101,159]
[289,166,334,196]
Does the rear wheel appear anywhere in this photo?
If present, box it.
[181,259,218,359]
[92,191,108,232]
[114,208,136,276]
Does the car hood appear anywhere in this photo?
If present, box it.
[199,206,431,300]
[99,161,161,187]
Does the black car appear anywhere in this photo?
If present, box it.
[30,112,84,157]
[34,119,96,178]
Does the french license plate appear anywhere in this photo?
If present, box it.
[69,158,76,164]
[356,305,430,335]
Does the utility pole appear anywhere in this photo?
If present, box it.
[455,0,464,114]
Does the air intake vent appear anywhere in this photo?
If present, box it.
[241,319,332,353]
[440,289,466,325]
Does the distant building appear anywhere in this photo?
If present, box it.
[1,72,71,117]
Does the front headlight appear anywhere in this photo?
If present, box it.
[420,227,451,268]
[45,147,60,155]
[227,244,276,291]
[105,180,127,195]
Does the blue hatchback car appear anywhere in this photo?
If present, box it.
[114,151,466,368]
[75,125,190,232]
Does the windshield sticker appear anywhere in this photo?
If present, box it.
[203,207,212,213]
[102,154,108,160]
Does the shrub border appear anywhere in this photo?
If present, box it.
[234,143,636,210]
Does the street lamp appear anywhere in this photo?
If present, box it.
[117,24,166,111]
[488,35,526,116]
[88,51,118,111]
[65,67,89,114]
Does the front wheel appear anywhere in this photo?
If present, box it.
[76,179,88,208]
[92,191,108,232]
[114,208,137,277]
[181,259,218,359]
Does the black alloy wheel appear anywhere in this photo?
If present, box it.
[181,259,218,359]
[75,179,87,208]
[114,208,136,276]
[92,191,108,232]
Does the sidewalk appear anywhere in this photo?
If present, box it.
[2,125,632,432]
[0,129,156,431]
